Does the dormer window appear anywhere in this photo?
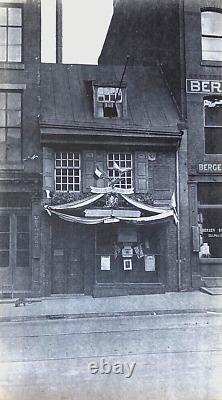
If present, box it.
[93,83,127,118]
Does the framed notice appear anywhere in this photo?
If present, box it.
[145,255,156,272]
[123,259,133,270]
[101,256,111,270]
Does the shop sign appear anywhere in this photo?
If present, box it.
[186,79,222,94]
[101,256,111,270]
[144,255,156,271]
[197,163,222,174]
[32,215,40,258]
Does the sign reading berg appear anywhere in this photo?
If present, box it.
[187,79,222,94]
[198,163,222,173]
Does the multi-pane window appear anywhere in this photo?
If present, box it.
[55,152,81,192]
[0,91,22,162]
[107,153,132,189]
[201,11,222,61]
[0,6,22,62]
[95,87,124,118]
[204,98,222,154]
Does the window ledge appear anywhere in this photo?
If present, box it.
[201,60,222,67]
[0,62,24,70]
[200,258,222,264]
[0,163,24,171]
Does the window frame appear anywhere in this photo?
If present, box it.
[54,151,81,193]
[93,82,127,119]
[201,10,222,62]
[204,97,222,154]
[107,152,133,189]
[0,89,22,163]
[0,4,23,63]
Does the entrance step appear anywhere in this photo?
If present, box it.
[200,287,222,295]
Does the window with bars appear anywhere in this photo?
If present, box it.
[201,11,222,61]
[204,98,222,154]
[0,91,22,163]
[107,153,133,189]
[55,152,81,192]
[0,6,22,62]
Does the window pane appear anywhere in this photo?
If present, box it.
[202,37,222,61]
[7,110,21,126]
[0,45,6,61]
[0,233,9,249]
[8,27,22,45]
[199,209,222,258]
[17,233,29,249]
[198,183,222,205]
[0,27,6,44]
[0,111,6,126]
[8,45,21,62]
[202,12,222,36]
[0,128,5,142]
[0,93,6,109]
[0,216,9,232]
[205,100,222,126]
[205,127,222,154]
[0,7,7,26]
[0,250,9,267]
[7,92,21,110]
[6,128,21,162]
[8,8,22,27]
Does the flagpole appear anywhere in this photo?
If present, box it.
[115,55,130,105]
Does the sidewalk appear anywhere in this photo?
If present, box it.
[0,291,222,323]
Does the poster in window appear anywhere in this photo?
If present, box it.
[101,256,111,270]
[145,255,156,271]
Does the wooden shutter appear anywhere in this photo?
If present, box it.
[43,147,54,192]
[82,150,96,193]
[96,151,106,188]
[134,152,148,193]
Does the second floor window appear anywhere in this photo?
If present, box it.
[201,11,222,61]
[0,90,22,162]
[94,85,126,118]
[0,6,22,62]
[204,98,222,154]
[55,152,81,192]
[107,153,133,189]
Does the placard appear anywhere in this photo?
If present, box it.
[145,255,156,272]
[101,256,111,270]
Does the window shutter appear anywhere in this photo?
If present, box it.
[82,151,96,193]
[134,152,148,193]
[96,151,106,188]
[43,147,54,192]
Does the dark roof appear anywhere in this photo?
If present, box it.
[40,63,180,133]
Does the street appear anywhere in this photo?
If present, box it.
[0,312,222,400]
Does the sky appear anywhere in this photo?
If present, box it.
[41,0,113,64]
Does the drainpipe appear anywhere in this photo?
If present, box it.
[176,147,181,291]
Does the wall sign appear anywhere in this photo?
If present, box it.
[101,256,111,271]
[186,79,222,94]
[32,215,41,258]
[198,163,222,174]
[145,255,156,272]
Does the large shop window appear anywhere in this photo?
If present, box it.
[0,5,23,62]
[0,91,22,163]
[204,98,222,154]
[201,11,222,61]
[55,152,81,192]
[107,153,133,189]
[198,183,222,258]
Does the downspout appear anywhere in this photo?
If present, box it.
[176,146,181,291]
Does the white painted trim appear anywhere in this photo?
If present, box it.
[0,83,26,90]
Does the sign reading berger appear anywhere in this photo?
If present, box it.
[187,79,222,94]
[198,163,222,173]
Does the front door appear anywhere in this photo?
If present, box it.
[52,220,83,294]
[0,212,31,296]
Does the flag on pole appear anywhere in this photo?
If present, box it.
[170,192,179,225]
[94,167,104,179]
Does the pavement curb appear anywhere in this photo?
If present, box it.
[1,308,222,323]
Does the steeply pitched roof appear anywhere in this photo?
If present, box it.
[40,63,180,133]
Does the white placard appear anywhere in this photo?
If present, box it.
[145,255,156,271]
[101,256,111,270]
